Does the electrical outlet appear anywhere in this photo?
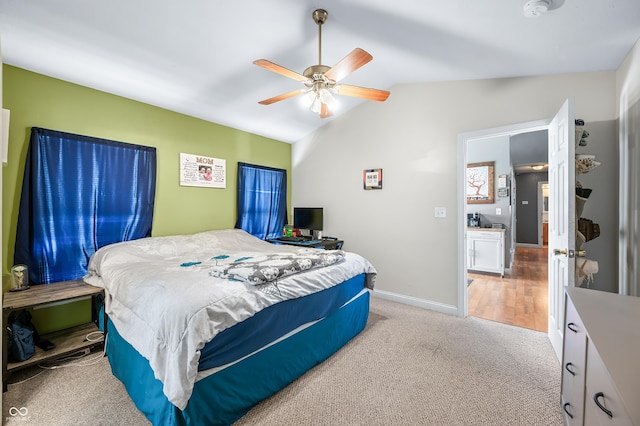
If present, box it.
[496,208,502,215]
[434,207,446,218]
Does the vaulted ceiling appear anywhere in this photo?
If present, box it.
[2,0,639,143]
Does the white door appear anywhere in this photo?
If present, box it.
[547,98,576,361]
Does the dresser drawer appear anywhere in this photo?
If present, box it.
[561,297,587,425]
[584,342,632,426]
[468,230,501,240]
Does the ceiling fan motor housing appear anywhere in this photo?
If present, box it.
[304,65,336,93]
[303,65,331,79]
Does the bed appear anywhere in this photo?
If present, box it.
[83,228,376,425]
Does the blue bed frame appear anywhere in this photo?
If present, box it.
[105,280,370,425]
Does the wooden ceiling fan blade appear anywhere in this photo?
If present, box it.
[253,59,308,82]
[337,84,390,102]
[258,89,305,105]
[324,48,373,82]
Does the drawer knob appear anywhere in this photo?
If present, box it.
[567,322,578,333]
[593,392,613,418]
[563,402,574,419]
[564,362,576,376]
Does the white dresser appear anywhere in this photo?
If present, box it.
[561,286,640,425]
[467,228,505,277]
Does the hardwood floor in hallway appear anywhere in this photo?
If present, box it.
[468,246,548,332]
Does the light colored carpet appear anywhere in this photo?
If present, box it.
[3,296,563,425]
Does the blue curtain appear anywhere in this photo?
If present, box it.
[235,162,287,240]
[15,127,157,284]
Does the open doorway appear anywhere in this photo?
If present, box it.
[514,167,549,249]
[459,120,550,332]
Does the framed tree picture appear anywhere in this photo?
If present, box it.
[467,161,494,204]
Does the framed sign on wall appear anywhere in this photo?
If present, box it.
[363,168,383,190]
[179,153,226,188]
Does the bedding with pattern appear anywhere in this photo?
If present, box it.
[209,249,346,285]
[83,228,376,410]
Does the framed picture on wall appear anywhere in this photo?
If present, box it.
[363,168,383,190]
[467,161,494,204]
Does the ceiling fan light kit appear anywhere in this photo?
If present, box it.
[253,8,390,118]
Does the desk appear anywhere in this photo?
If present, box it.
[269,238,344,250]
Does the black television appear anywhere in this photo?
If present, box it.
[293,207,323,232]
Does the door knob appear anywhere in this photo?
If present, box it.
[576,250,587,257]
[554,248,567,256]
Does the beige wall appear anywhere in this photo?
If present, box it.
[293,71,617,311]
[617,39,640,110]
[616,39,640,296]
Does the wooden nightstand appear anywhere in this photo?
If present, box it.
[2,279,105,391]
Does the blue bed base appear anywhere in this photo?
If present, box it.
[106,281,370,425]
[200,273,366,369]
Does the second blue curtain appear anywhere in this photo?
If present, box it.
[235,162,287,240]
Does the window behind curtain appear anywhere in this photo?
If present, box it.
[14,127,157,285]
[235,162,287,240]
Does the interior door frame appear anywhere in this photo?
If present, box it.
[457,119,551,317]
[538,181,549,247]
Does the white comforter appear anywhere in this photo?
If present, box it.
[83,229,376,410]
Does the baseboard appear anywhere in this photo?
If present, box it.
[371,290,458,316]
[515,243,541,248]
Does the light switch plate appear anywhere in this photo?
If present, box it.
[435,207,446,218]
[496,208,502,215]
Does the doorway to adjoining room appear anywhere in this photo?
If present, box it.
[463,124,549,332]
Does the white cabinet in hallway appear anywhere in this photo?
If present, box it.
[467,228,505,277]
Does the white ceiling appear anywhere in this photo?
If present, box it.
[1,0,639,143]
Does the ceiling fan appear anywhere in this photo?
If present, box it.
[253,9,390,119]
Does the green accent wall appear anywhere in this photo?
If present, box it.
[2,65,291,333]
